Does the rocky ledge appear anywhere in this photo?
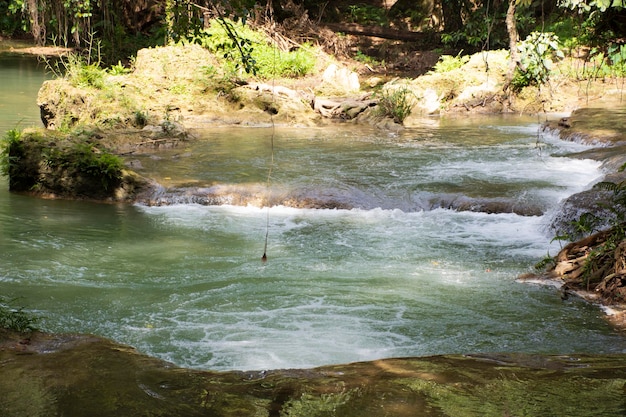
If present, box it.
[521,107,626,329]
[2,328,626,417]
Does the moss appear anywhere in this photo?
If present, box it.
[2,128,129,199]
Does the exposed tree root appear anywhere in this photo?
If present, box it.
[542,227,626,309]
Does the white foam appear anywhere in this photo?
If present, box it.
[5,120,623,372]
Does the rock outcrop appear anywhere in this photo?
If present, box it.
[2,329,626,417]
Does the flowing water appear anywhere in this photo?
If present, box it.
[1,54,625,372]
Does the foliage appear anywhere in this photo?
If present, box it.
[0,297,39,333]
[586,44,626,78]
[431,52,470,73]
[559,0,626,13]
[551,167,626,286]
[375,87,414,123]
[511,32,564,91]
[441,2,536,50]
[214,17,259,75]
[354,50,383,67]
[133,110,149,128]
[0,0,27,36]
[44,38,107,89]
[43,141,124,190]
[534,253,557,270]
[189,19,316,78]
[346,4,389,26]
[0,128,22,178]
[108,61,132,76]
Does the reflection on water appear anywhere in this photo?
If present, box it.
[0,54,49,132]
[2,331,626,417]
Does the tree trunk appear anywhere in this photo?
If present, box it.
[505,0,521,88]
[441,0,463,34]
[26,0,44,45]
[323,23,436,42]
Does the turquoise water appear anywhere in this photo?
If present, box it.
[0,53,49,132]
[1,55,624,372]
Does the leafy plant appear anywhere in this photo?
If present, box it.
[346,4,389,26]
[375,87,414,123]
[44,141,124,191]
[188,18,317,79]
[133,110,149,128]
[550,169,626,287]
[354,50,383,67]
[431,52,470,73]
[0,297,39,333]
[511,32,564,91]
[44,36,107,89]
[108,61,131,75]
[0,128,22,177]
[535,253,556,270]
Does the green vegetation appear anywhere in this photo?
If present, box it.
[43,141,124,191]
[188,19,317,79]
[1,0,623,102]
[0,128,22,178]
[511,32,564,91]
[0,297,39,333]
[431,52,470,73]
[375,87,414,123]
[1,128,123,196]
[550,170,626,288]
[346,4,389,26]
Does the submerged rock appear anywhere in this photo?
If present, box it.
[2,329,626,417]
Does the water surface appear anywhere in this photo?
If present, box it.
[0,53,49,132]
[0,55,624,372]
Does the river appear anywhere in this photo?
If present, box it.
[1,53,625,372]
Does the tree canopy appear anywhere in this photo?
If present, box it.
[1,0,625,67]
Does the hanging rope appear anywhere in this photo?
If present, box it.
[481,0,495,78]
[262,9,277,263]
[261,107,275,263]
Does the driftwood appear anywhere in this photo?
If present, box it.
[236,84,380,120]
[549,228,626,302]
[323,23,437,42]
[244,83,309,102]
[313,97,377,119]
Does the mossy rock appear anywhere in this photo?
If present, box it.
[2,128,149,201]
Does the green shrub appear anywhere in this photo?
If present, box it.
[108,61,132,75]
[511,32,564,91]
[550,165,626,287]
[188,19,317,79]
[431,52,470,73]
[375,87,414,123]
[354,50,383,66]
[0,128,22,177]
[44,141,124,191]
[133,110,149,128]
[346,4,389,26]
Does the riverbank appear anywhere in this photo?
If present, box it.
[4,39,626,326]
[521,107,626,330]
